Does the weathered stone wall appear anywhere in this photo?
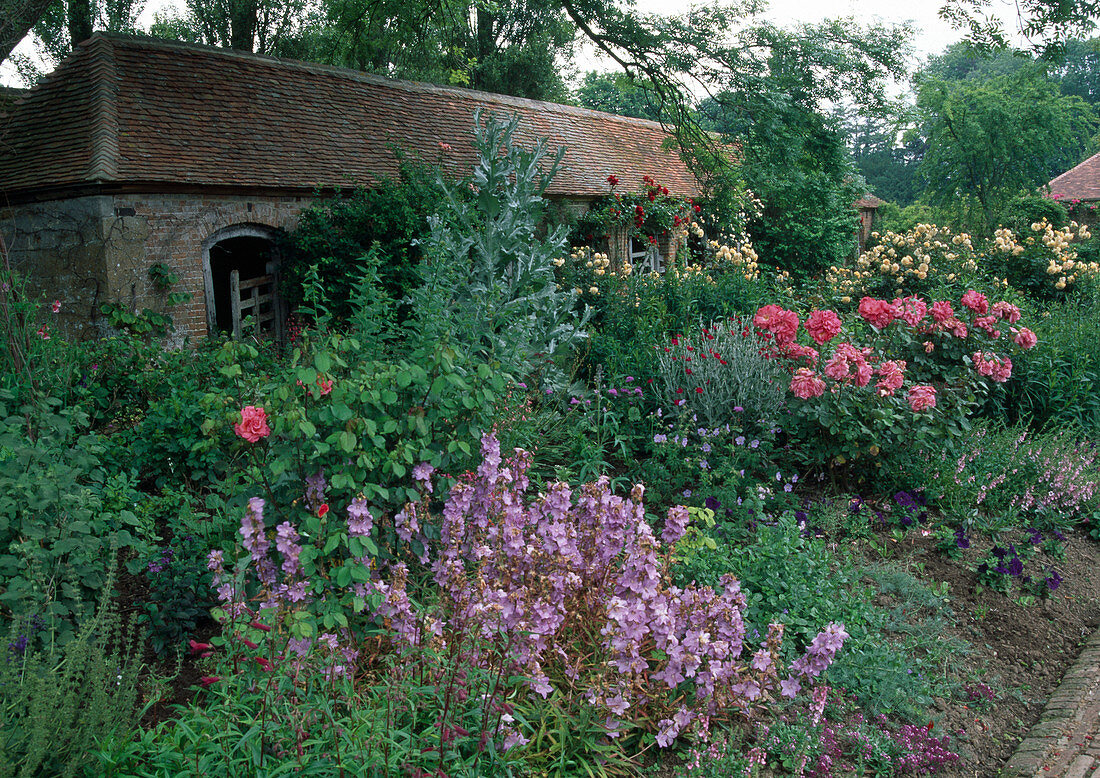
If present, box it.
[0,196,110,340]
[105,193,310,343]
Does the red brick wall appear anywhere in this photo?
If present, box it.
[105,193,310,342]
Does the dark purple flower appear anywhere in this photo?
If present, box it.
[1047,570,1063,590]
[704,496,721,512]
[1007,555,1024,577]
[991,546,1006,560]
[954,527,970,549]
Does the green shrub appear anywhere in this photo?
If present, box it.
[674,512,953,719]
[999,299,1100,432]
[0,397,152,645]
[407,111,588,387]
[998,194,1069,234]
[280,159,451,322]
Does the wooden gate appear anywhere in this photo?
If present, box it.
[230,270,285,343]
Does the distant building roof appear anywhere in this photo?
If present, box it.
[1047,151,1100,202]
[0,33,701,202]
[854,194,884,209]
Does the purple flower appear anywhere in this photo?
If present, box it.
[735,436,746,446]
[304,471,327,513]
[750,439,760,449]
[347,498,374,537]
[653,434,667,444]
[413,462,435,492]
[275,521,302,577]
[1047,570,1063,590]
[733,406,744,412]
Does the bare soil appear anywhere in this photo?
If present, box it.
[878,529,1100,777]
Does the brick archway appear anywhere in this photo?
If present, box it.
[201,223,282,337]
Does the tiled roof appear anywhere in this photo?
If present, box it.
[0,33,701,200]
[854,194,883,209]
[1047,151,1100,202]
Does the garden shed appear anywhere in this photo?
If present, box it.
[0,33,701,342]
[1048,151,1100,223]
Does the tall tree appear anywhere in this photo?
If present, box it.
[574,70,664,120]
[915,69,1097,233]
[698,22,911,275]
[939,0,1100,57]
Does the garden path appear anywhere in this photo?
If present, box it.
[1002,624,1100,777]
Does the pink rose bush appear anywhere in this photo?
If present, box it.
[752,291,1036,468]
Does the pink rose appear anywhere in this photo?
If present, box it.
[961,290,989,315]
[854,362,873,387]
[1013,327,1037,349]
[972,352,1013,382]
[875,360,906,396]
[234,405,270,443]
[805,309,843,345]
[790,368,825,399]
[908,384,937,412]
[892,296,927,327]
[992,301,1021,323]
[931,301,955,323]
[974,315,1000,338]
[823,353,850,381]
[858,297,896,330]
[754,304,800,344]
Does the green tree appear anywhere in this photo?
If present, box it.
[698,21,910,275]
[574,70,663,120]
[939,0,1100,57]
[915,69,1097,233]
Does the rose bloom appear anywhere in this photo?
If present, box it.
[908,384,937,412]
[754,304,800,344]
[974,315,1000,338]
[992,301,1021,323]
[948,318,968,339]
[892,296,927,327]
[931,301,955,323]
[961,290,990,315]
[234,405,271,443]
[823,352,851,381]
[805,309,843,345]
[858,297,896,329]
[875,360,906,396]
[790,367,826,399]
[1013,327,1037,349]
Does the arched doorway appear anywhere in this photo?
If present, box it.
[202,225,285,340]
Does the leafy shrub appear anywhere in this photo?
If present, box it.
[0,397,152,645]
[280,159,451,321]
[987,219,1099,301]
[205,433,849,772]
[923,421,1100,533]
[655,316,787,429]
[827,223,983,304]
[1000,300,1100,432]
[674,512,947,719]
[998,193,1069,233]
[752,292,1038,480]
[137,530,215,655]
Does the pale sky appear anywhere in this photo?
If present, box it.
[0,0,1000,89]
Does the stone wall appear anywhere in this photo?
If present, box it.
[1,196,111,340]
[2,191,311,343]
